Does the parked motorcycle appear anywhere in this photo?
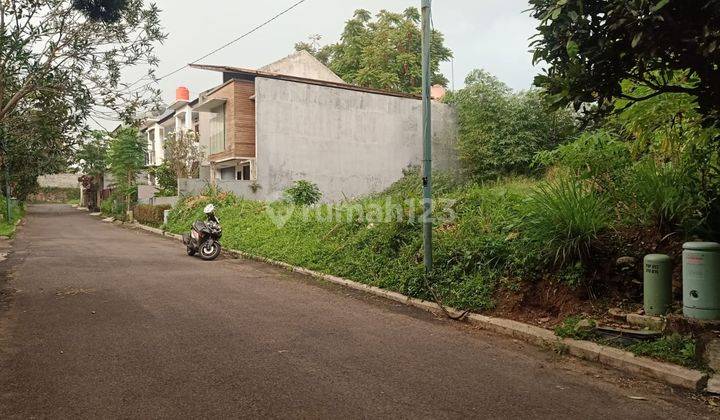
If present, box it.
[182,204,223,260]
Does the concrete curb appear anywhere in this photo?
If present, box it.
[125,220,709,392]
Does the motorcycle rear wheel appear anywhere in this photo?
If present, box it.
[186,246,196,256]
[199,241,221,261]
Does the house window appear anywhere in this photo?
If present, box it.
[209,104,225,155]
[237,162,251,180]
[219,166,235,181]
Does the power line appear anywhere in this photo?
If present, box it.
[122,0,308,94]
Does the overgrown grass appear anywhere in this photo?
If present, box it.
[626,334,700,369]
[166,174,537,311]
[522,179,610,266]
[0,197,24,237]
[555,316,701,369]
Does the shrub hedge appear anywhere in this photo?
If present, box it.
[133,204,172,227]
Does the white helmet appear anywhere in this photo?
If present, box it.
[203,204,215,214]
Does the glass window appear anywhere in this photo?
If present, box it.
[219,166,235,181]
[237,163,251,181]
[209,104,225,155]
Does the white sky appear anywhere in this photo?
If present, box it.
[108,0,538,126]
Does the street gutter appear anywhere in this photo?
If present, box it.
[90,211,711,392]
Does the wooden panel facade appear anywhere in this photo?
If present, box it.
[206,80,256,161]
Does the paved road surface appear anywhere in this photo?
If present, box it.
[0,205,715,418]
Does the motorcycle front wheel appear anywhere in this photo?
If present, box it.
[199,241,221,261]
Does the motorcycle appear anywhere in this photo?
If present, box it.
[182,204,223,260]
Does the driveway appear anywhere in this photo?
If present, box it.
[0,204,714,418]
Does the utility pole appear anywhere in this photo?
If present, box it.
[421,0,432,275]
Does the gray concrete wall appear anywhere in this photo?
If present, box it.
[260,51,345,83]
[254,77,459,202]
[178,178,259,200]
[178,178,209,196]
[150,196,179,207]
[216,180,259,199]
[38,173,79,189]
[138,184,158,202]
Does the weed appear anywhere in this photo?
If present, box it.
[522,178,610,267]
[626,334,700,369]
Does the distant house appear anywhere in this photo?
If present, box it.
[188,51,458,202]
[140,87,200,185]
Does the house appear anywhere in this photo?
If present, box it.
[140,87,200,184]
[187,51,458,202]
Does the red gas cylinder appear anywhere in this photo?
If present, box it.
[176,86,190,101]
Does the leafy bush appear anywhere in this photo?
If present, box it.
[133,204,172,227]
[99,192,124,217]
[522,179,610,266]
[448,69,577,180]
[0,196,24,236]
[622,159,696,230]
[284,180,322,205]
[535,130,631,193]
[150,162,177,197]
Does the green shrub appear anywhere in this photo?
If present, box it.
[623,159,696,230]
[99,193,124,217]
[150,162,177,197]
[535,130,631,192]
[133,204,172,227]
[449,69,577,180]
[284,180,322,205]
[522,178,610,266]
[0,196,24,236]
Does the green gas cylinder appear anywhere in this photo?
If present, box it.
[683,242,720,320]
[644,254,672,316]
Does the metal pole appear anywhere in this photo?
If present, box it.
[0,126,10,223]
[421,0,433,275]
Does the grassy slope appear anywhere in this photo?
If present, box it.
[166,175,537,310]
[0,198,24,237]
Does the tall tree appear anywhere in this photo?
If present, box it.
[162,130,204,195]
[107,126,145,215]
[295,8,452,94]
[76,130,109,210]
[528,0,720,123]
[447,69,577,179]
[0,0,163,215]
[0,0,164,125]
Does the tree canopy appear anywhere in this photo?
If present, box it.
[0,0,164,200]
[447,69,577,180]
[295,8,452,94]
[529,0,720,124]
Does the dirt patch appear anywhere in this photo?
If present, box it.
[487,225,689,329]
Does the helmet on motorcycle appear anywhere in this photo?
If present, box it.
[203,204,215,214]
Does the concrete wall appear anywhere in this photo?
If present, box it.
[216,180,258,199]
[38,173,79,189]
[150,196,179,207]
[260,51,345,83]
[138,184,158,202]
[254,77,459,202]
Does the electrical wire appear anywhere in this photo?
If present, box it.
[121,0,309,94]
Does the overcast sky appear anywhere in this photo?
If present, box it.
[113,0,538,123]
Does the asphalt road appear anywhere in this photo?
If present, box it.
[0,204,715,419]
